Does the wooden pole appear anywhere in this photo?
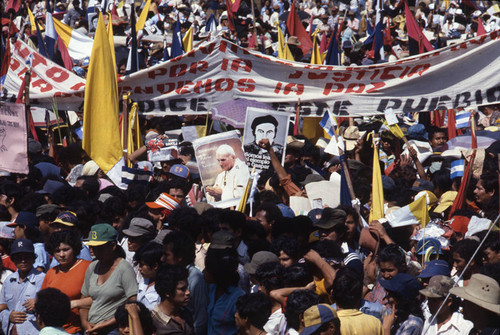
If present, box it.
[24,71,32,144]
[250,0,257,48]
[122,92,130,164]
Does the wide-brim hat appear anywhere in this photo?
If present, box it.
[450,274,500,315]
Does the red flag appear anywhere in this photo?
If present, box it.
[477,18,487,35]
[58,35,74,71]
[0,36,10,78]
[231,0,241,13]
[404,2,433,54]
[383,25,392,46]
[225,0,236,32]
[293,101,300,135]
[286,1,313,55]
[319,32,328,54]
[447,109,457,140]
[6,0,21,13]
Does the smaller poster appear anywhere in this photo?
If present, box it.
[146,136,179,162]
[193,130,250,208]
[0,103,28,174]
[242,108,289,172]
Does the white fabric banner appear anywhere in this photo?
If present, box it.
[3,31,500,116]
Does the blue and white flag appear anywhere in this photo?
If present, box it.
[44,13,57,60]
[455,110,471,129]
[319,110,337,137]
[170,19,183,58]
[122,166,153,185]
[206,14,217,35]
[451,159,465,179]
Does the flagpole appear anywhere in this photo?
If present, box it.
[24,70,32,145]
[250,0,257,48]
[122,92,130,165]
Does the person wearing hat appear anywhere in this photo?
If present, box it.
[80,224,138,334]
[300,304,341,335]
[8,211,51,272]
[420,275,473,335]
[379,273,424,335]
[450,274,500,333]
[0,238,46,335]
[145,192,181,230]
[313,208,348,243]
[122,218,155,260]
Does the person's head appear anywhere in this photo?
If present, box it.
[314,208,347,242]
[134,241,162,280]
[35,288,71,329]
[204,248,240,289]
[216,144,236,171]
[251,115,279,145]
[255,203,283,235]
[483,235,500,264]
[10,238,36,274]
[331,267,363,309]
[380,273,421,313]
[85,224,118,261]
[122,218,155,252]
[271,237,300,267]
[45,230,82,268]
[161,230,195,266]
[235,292,272,334]
[115,301,154,335]
[283,264,314,287]
[0,181,22,212]
[301,304,341,335]
[7,211,40,240]
[254,261,284,295]
[473,172,498,206]
[377,244,407,280]
[428,127,448,149]
[155,264,190,307]
[451,238,481,277]
[335,205,360,242]
[49,211,79,233]
[284,290,320,331]
[419,275,458,317]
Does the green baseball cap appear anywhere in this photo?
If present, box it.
[85,224,117,246]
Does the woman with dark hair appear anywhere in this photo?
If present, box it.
[42,230,91,334]
[203,248,245,335]
[380,273,424,335]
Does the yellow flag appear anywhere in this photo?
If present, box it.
[182,26,193,52]
[83,13,122,175]
[278,26,294,61]
[310,35,322,65]
[28,8,36,34]
[107,18,117,77]
[384,121,405,139]
[408,195,430,227]
[136,0,151,31]
[369,134,385,222]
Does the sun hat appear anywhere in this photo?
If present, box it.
[7,211,39,228]
[380,273,420,300]
[301,304,339,335]
[244,251,279,275]
[11,238,35,255]
[314,208,346,230]
[209,230,235,250]
[420,275,455,298]
[122,218,155,238]
[51,211,78,227]
[418,260,450,278]
[450,274,500,315]
[85,224,117,246]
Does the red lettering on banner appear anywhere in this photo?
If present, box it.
[407,63,430,78]
[323,83,344,95]
[199,43,216,54]
[370,69,380,81]
[70,83,85,91]
[193,79,213,93]
[32,54,47,67]
[274,82,283,94]
[176,81,195,94]
[230,59,252,73]
[10,58,21,71]
[380,66,402,80]
[134,86,154,94]
[366,82,385,93]
[450,42,467,52]
[308,72,328,80]
[469,35,488,45]
[170,64,188,77]
[221,58,230,71]
[399,66,411,79]
[31,79,53,93]
[345,83,365,93]
[215,78,234,91]
[46,67,69,82]
[189,61,208,74]
[283,83,303,95]
[147,68,167,80]
[237,78,255,92]
[289,71,303,79]
[352,69,369,81]
[218,40,228,52]
[156,83,176,94]
[332,72,351,82]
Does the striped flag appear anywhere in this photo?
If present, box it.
[121,166,152,185]
[319,110,336,137]
[450,159,465,179]
[387,195,429,228]
[44,13,58,60]
[455,110,471,129]
[53,17,93,61]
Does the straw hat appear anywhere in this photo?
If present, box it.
[450,274,500,315]
[287,36,302,47]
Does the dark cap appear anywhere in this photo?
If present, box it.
[36,179,65,195]
[314,208,346,230]
[308,208,323,225]
[7,211,38,228]
[301,174,325,186]
[243,251,279,275]
[419,275,454,298]
[11,238,35,255]
[122,218,155,238]
[209,230,235,250]
[52,211,78,227]
[380,273,420,300]
[411,179,434,193]
[169,164,190,179]
[35,204,60,217]
[418,260,450,278]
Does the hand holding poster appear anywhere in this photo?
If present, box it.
[193,130,250,208]
[243,108,289,172]
[0,103,28,174]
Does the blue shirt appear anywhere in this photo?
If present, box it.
[187,264,209,335]
[34,243,51,272]
[0,268,46,335]
[207,284,245,335]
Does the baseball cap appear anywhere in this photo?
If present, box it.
[209,230,235,250]
[51,211,78,227]
[449,215,470,235]
[122,218,155,238]
[420,275,455,298]
[380,273,420,300]
[36,179,65,195]
[85,224,117,246]
[301,304,339,335]
[35,204,60,218]
[7,211,39,228]
[244,251,279,275]
[169,164,190,179]
[314,208,347,230]
[11,238,35,255]
[411,179,434,193]
[146,193,181,211]
[433,191,457,214]
[308,208,323,225]
[416,237,442,255]
[418,260,450,278]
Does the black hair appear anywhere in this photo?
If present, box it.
[218,209,247,233]
[431,169,452,194]
[331,267,363,309]
[284,290,320,330]
[35,288,71,327]
[155,264,189,301]
[251,115,278,137]
[236,292,272,330]
[428,126,447,142]
[377,244,407,272]
[484,234,500,253]
[271,237,301,262]
[0,181,22,211]
[255,203,284,225]
[115,301,154,335]
[480,263,500,285]
[100,196,126,224]
[204,248,240,290]
[283,264,314,287]
[134,241,163,268]
[243,220,268,242]
[80,176,100,199]
[309,240,343,260]
[451,238,482,268]
[162,230,195,266]
[45,230,83,257]
[271,219,299,240]
[254,261,284,293]
[167,207,202,241]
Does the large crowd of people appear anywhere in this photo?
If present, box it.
[1,0,500,335]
